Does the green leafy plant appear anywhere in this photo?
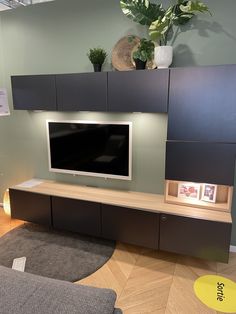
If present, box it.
[121,0,211,45]
[87,47,107,65]
[120,0,165,26]
[129,36,155,62]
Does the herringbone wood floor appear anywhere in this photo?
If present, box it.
[0,208,235,314]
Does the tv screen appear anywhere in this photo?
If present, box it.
[47,120,132,180]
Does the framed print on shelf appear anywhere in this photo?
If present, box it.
[201,184,217,203]
[177,182,201,200]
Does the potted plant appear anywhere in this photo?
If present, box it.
[87,47,107,72]
[129,36,155,70]
[120,0,211,68]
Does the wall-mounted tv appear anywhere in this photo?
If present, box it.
[46,120,132,180]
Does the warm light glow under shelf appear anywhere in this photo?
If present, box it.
[3,189,11,216]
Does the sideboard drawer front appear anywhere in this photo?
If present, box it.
[52,196,101,236]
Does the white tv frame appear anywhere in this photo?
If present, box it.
[46,119,132,180]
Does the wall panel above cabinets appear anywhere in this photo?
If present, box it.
[108,69,169,113]
[56,72,107,111]
[11,75,57,110]
[168,65,236,142]
[165,141,236,185]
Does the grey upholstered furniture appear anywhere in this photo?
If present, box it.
[0,266,122,314]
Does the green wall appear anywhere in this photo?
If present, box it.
[0,16,4,85]
[0,0,236,244]
[0,0,165,199]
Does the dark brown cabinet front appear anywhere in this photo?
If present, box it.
[165,141,236,185]
[9,189,51,226]
[101,204,159,249]
[56,73,107,111]
[159,214,231,263]
[11,75,57,110]
[168,65,236,142]
[52,197,101,236]
[108,69,169,113]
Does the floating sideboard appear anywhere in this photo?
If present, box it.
[11,69,169,113]
[9,179,232,263]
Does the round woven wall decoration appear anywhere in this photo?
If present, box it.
[112,36,140,71]
[112,36,156,71]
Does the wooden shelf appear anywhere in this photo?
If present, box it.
[10,179,232,224]
[165,180,233,212]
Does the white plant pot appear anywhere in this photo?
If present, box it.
[154,46,173,69]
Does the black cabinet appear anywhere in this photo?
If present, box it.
[8,186,231,262]
[11,75,57,110]
[159,214,231,262]
[56,73,107,111]
[9,189,51,225]
[108,69,169,113]
[52,196,101,236]
[101,204,159,249]
[165,141,236,185]
[11,70,169,113]
[168,65,236,142]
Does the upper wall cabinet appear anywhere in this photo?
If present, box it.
[108,69,169,113]
[166,141,236,185]
[11,75,57,110]
[56,73,107,111]
[11,70,169,113]
[168,65,236,142]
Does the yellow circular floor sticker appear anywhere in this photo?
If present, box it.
[194,275,236,313]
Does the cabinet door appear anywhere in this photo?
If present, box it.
[159,214,231,263]
[52,197,101,236]
[56,73,107,111]
[11,75,57,110]
[168,65,236,142]
[108,69,169,113]
[102,204,159,249]
[9,189,51,225]
[165,141,236,185]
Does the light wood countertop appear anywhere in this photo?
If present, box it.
[11,179,232,224]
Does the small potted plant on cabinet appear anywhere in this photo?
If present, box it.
[129,37,155,70]
[87,47,107,72]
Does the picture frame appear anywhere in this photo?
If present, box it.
[177,182,201,200]
[201,184,217,203]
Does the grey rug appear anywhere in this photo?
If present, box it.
[0,223,115,282]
